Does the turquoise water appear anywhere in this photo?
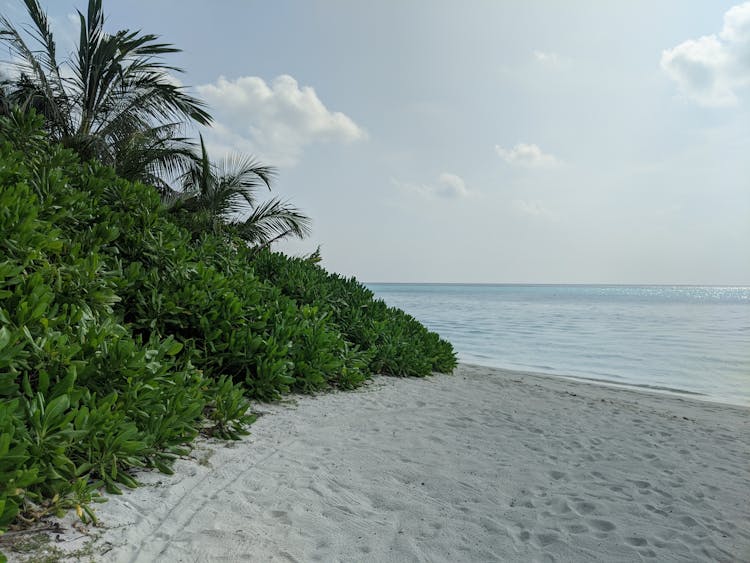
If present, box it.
[367,284,750,406]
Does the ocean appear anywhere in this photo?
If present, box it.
[367,284,750,406]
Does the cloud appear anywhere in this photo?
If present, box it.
[434,173,471,198]
[196,74,366,166]
[393,172,472,199]
[661,2,750,106]
[495,143,560,167]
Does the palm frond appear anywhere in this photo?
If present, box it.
[112,123,196,191]
[0,3,71,136]
[0,0,211,187]
[22,0,63,79]
[220,153,275,191]
[234,197,312,245]
[171,139,310,246]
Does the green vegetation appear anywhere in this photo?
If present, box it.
[0,0,210,188]
[0,0,457,554]
[0,0,312,250]
[0,112,455,542]
[253,251,457,376]
[168,134,311,248]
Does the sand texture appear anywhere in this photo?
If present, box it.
[22,364,750,562]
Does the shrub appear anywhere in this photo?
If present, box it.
[0,115,242,537]
[252,251,457,375]
[0,111,457,544]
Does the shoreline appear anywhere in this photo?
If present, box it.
[7,364,750,562]
[458,360,750,408]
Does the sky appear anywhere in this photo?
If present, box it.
[7,0,750,284]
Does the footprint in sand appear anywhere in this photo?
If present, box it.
[567,523,588,534]
[588,519,616,532]
[625,536,648,547]
[549,470,567,481]
[629,480,651,489]
[535,532,559,547]
[574,501,597,515]
[269,510,292,525]
[679,515,699,527]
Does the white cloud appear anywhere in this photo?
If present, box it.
[196,74,366,166]
[495,143,560,167]
[393,172,472,199]
[661,2,750,107]
[434,173,470,198]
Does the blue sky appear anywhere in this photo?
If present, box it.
[10,1,750,284]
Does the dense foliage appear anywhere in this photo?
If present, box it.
[253,252,457,376]
[0,113,241,536]
[0,3,455,556]
[0,114,456,542]
[0,0,312,252]
[0,0,210,188]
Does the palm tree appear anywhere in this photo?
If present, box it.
[170,135,312,248]
[0,0,210,183]
[109,123,196,194]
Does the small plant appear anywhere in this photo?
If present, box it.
[204,376,255,440]
[0,399,39,531]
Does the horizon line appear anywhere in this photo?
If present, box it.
[363,282,750,288]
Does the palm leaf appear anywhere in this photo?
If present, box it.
[0,2,71,136]
[172,138,311,246]
[234,198,312,245]
[0,0,211,184]
[112,123,196,191]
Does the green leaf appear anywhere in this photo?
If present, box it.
[43,394,71,425]
[165,340,183,356]
[0,327,10,350]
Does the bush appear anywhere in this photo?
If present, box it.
[252,251,457,375]
[0,114,237,535]
[0,111,456,541]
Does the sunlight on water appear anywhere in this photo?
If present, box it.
[368,284,750,406]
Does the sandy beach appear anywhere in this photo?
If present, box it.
[16,364,750,562]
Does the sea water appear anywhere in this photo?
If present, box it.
[367,284,750,406]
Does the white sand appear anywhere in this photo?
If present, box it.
[18,364,750,562]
